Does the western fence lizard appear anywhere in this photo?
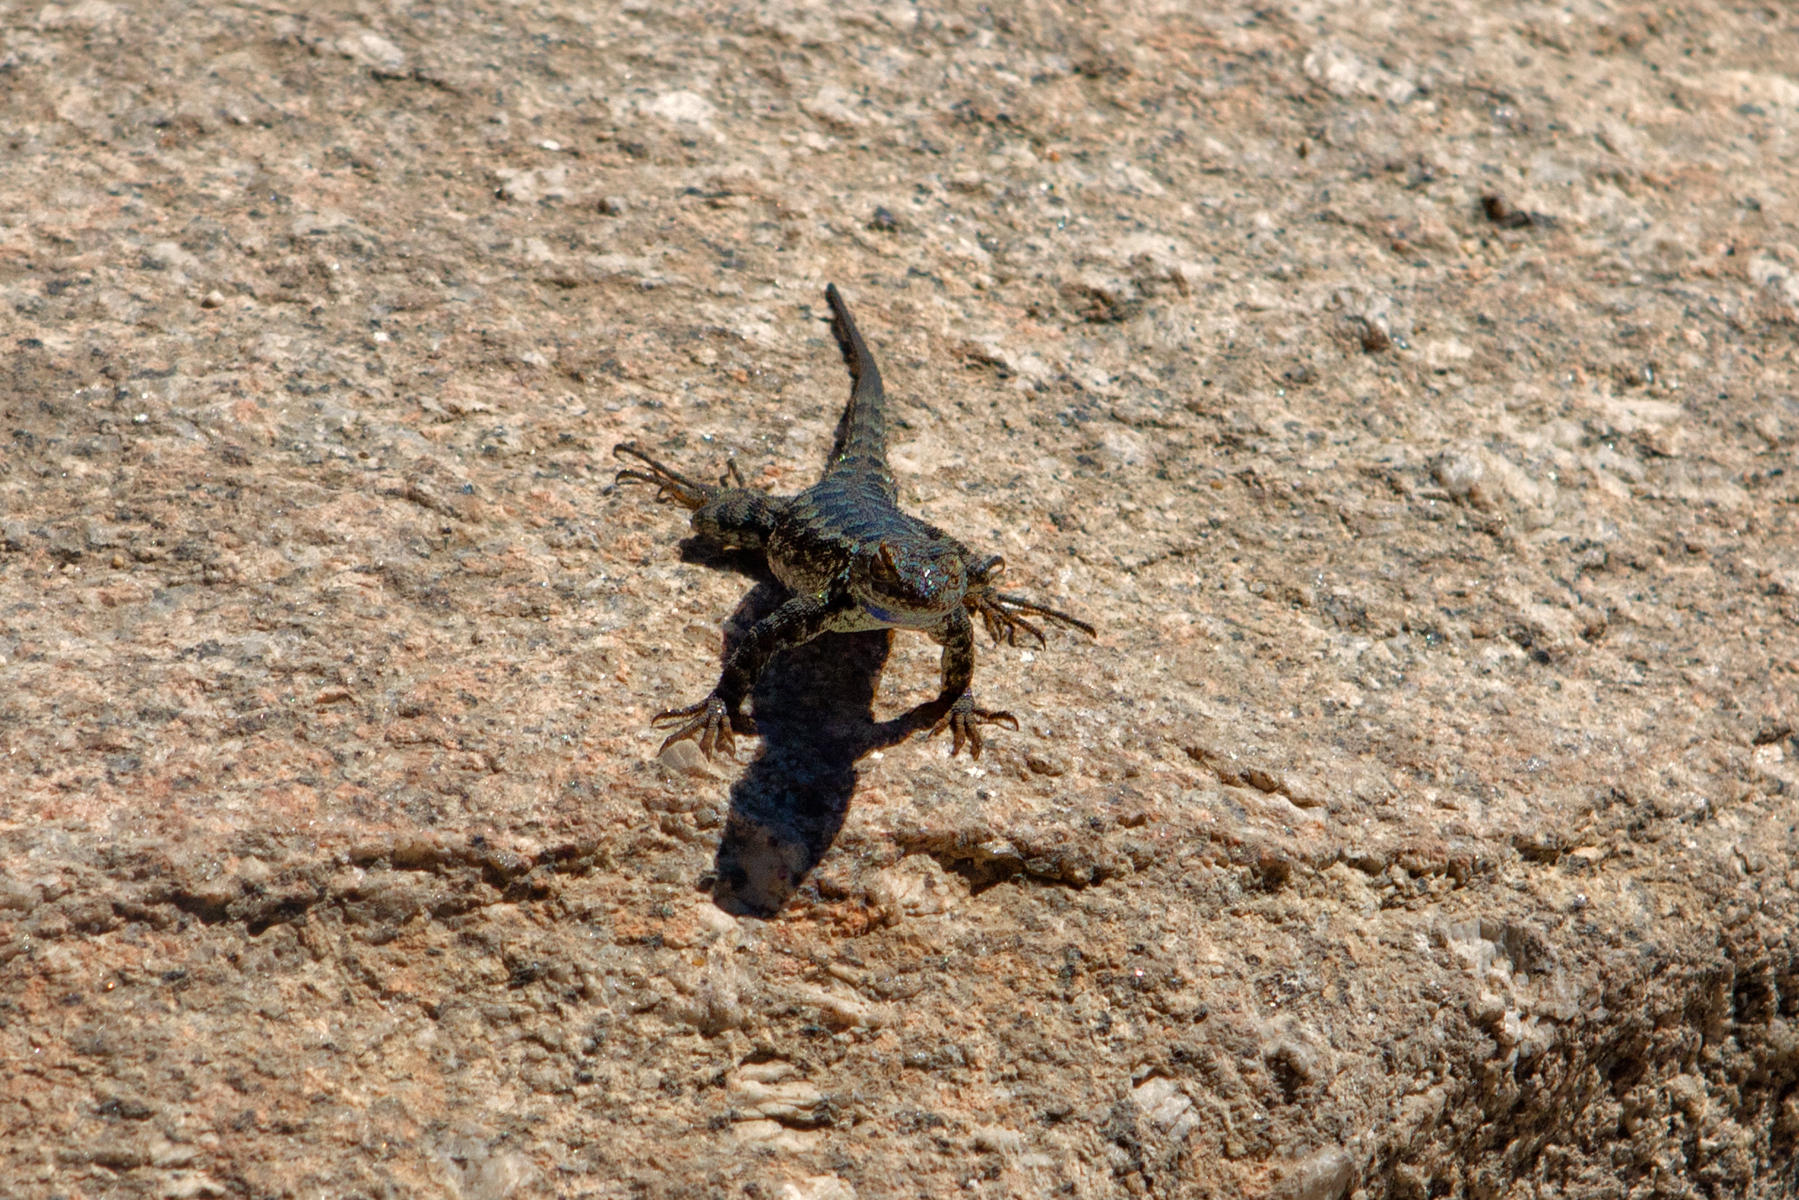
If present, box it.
[614,284,1092,759]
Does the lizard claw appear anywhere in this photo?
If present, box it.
[966,589,1095,648]
[651,694,751,758]
[928,694,1019,759]
[613,443,715,510]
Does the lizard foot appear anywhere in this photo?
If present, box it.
[928,694,1019,759]
[613,443,743,510]
[963,562,1095,647]
[651,694,753,758]
[967,589,1096,647]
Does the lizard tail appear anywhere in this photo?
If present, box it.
[824,284,891,484]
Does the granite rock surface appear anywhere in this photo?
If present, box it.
[2,1,1796,1197]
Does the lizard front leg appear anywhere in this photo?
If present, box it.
[925,606,1019,759]
[652,592,848,758]
[963,554,1096,646]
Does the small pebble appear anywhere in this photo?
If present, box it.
[1433,450,1485,504]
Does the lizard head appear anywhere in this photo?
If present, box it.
[852,538,967,627]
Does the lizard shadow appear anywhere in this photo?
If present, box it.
[677,541,940,917]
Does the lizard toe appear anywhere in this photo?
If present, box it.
[652,694,737,758]
[929,695,1019,759]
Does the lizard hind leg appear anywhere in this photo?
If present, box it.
[615,442,782,550]
[652,695,749,759]
[612,442,718,510]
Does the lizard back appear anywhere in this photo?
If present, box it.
[765,287,958,598]
[769,473,951,598]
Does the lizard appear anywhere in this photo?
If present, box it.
[613,283,1093,760]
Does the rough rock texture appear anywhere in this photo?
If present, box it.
[2,1,1796,1197]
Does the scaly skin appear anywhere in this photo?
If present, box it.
[614,283,1093,759]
